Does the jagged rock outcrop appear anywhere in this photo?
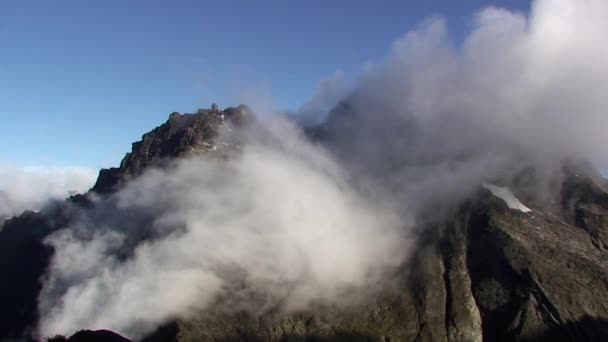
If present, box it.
[0,105,607,342]
[92,105,249,194]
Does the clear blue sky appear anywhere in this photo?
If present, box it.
[0,0,530,169]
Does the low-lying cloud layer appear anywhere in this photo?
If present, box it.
[38,120,408,338]
[37,0,608,339]
[0,165,96,222]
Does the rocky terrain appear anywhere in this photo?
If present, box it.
[172,171,608,342]
[1,105,607,342]
[92,104,248,194]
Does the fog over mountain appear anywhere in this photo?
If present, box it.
[1,0,607,341]
[38,118,410,338]
[298,0,608,220]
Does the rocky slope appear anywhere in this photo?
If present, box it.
[173,174,608,342]
[1,105,607,342]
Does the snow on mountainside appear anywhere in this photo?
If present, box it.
[483,183,533,213]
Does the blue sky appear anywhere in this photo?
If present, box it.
[0,0,530,169]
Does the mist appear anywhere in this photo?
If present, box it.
[37,0,608,339]
[38,119,409,339]
[0,165,96,223]
[316,0,608,213]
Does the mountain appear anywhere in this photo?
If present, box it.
[1,105,607,342]
[92,104,249,194]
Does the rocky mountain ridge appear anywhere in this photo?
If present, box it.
[1,105,607,342]
[92,104,248,194]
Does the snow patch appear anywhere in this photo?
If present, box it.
[482,183,532,213]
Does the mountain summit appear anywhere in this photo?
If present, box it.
[92,104,249,194]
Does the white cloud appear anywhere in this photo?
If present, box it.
[38,118,409,339]
[0,165,97,221]
[320,0,608,213]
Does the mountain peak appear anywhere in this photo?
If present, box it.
[91,104,249,194]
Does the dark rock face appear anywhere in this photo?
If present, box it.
[47,329,131,342]
[0,211,54,340]
[0,202,78,341]
[0,104,607,342]
[465,183,608,342]
[92,105,249,193]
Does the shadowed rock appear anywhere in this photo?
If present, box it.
[46,329,131,342]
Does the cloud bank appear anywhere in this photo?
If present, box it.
[37,0,608,339]
[319,0,608,212]
[38,119,409,339]
[0,166,96,222]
